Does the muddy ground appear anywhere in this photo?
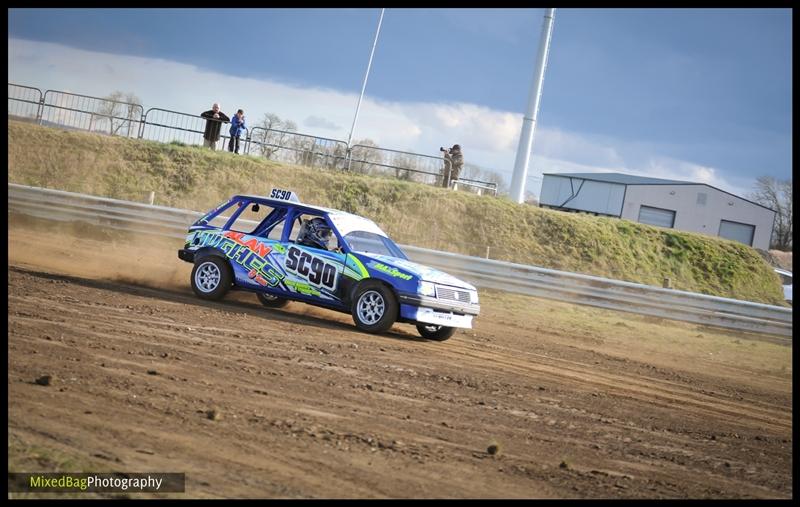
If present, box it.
[7,215,793,498]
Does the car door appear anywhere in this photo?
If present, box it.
[280,211,347,305]
[221,200,292,296]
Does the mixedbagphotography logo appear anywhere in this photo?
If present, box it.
[7,473,185,493]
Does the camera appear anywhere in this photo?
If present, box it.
[439,147,449,152]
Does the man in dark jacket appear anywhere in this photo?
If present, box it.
[200,103,230,150]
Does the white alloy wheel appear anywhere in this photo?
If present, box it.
[195,261,221,293]
[356,290,385,325]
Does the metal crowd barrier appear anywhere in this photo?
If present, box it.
[248,127,349,170]
[9,81,503,192]
[348,145,445,186]
[7,183,792,338]
[40,90,143,138]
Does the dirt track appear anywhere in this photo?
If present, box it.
[7,217,793,498]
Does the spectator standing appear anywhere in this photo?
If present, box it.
[228,109,247,154]
[440,144,464,188]
[200,103,230,150]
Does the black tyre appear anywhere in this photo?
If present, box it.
[416,324,457,341]
[256,291,290,308]
[190,256,232,301]
[351,281,398,333]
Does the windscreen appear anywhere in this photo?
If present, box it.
[343,231,407,260]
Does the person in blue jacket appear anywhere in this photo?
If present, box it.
[228,109,247,154]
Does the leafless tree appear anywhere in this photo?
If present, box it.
[97,91,141,136]
[252,113,298,160]
[749,176,792,250]
[389,152,418,181]
[348,138,383,174]
[288,134,316,167]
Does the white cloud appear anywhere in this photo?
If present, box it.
[304,115,342,131]
[8,37,753,199]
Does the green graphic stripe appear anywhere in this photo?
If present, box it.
[346,255,370,280]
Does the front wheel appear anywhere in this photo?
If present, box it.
[191,256,232,300]
[256,291,290,308]
[351,281,398,333]
[416,324,456,341]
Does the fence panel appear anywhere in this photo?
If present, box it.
[40,90,143,138]
[248,127,349,170]
[347,145,445,186]
[140,107,221,148]
[8,83,43,123]
[453,177,499,196]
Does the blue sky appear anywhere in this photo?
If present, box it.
[8,8,792,198]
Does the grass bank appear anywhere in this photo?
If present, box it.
[7,120,785,305]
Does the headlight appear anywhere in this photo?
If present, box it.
[470,290,479,304]
[418,281,436,297]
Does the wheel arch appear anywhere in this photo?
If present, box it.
[348,278,399,310]
[194,247,234,275]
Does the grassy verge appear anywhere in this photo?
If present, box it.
[7,120,785,305]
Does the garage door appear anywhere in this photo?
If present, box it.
[638,205,676,228]
[719,220,755,246]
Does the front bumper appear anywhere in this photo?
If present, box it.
[178,248,195,263]
[397,293,480,316]
[397,293,480,329]
[400,305,474,328]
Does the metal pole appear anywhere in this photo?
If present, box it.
[346,8,385,149]
[510,8,556,204]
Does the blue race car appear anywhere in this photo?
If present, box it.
[178,189,480,341]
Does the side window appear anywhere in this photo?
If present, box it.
[195,200,238,228]
[288,213,339,251]
[265,218,285,241]
[228,202,276,235]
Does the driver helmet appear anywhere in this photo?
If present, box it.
[297,217,332,250]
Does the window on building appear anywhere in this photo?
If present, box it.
[638,205,676,228]
[696,192,707,206]
[718,220,755,247]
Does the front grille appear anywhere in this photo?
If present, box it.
[436,286,471,303]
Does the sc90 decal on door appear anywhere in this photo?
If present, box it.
[285,246,338,290]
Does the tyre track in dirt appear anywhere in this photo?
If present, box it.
[8,256,792,498]
[431,342,790,431]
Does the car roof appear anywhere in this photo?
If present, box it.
[232,194,366,220]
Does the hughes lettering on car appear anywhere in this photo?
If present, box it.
[178,189,480,341]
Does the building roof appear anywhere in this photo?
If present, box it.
[541,172,777,213]
[542,172,690,186]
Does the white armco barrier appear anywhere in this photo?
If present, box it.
[8,183,792,338]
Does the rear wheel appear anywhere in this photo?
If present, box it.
[191,257,232,300]
[351,281,398,333]
[416,324,456,341]
[257,291,290,308]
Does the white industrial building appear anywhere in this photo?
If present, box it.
[539,172,776,250]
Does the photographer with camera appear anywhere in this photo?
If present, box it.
[228,109,247,154]
[439,144,464,188]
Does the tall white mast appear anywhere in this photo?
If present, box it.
[510,8,556,204]
[347,8,385,148]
